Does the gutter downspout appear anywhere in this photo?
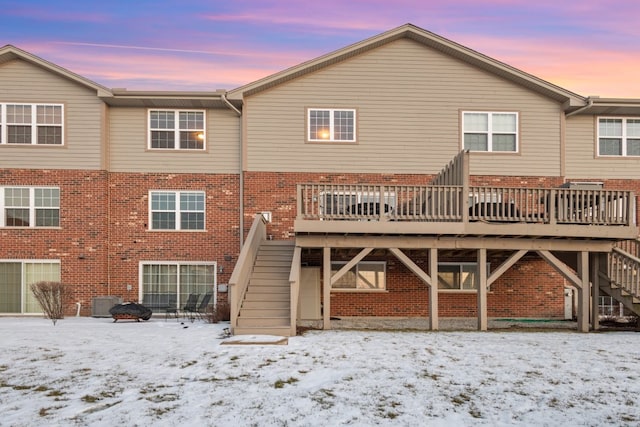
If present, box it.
[221,92,244,246]
[566,97,594,118]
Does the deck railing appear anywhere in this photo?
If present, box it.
[297,183,635,226]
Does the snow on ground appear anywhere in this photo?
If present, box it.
[1,317,639,426]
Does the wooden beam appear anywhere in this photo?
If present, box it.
[429,249,439,331]
[487,249,527,288]
[477,248,488,331]
[323,247,331,330]
[536,250,582,289]
[388,248,431,286]
[331,248,373,286]
[294,219,637,240]
[296,235,614,252]
[591,253,601,331]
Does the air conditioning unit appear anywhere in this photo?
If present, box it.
[560,181,603,190]
[92,296,122,317]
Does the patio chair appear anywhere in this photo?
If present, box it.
[164,294,179,322]
[195,292,213,320]
[182,293,200,322]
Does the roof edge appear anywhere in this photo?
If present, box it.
[0,44,112,97]
[227,23,587,106]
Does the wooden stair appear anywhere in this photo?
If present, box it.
[600,243,640,317]
[233,240,295,336]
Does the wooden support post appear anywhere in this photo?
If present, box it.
[591,253,602,331]
[429,249,439,331]
[577,251,590,332]
[477,248,487,331]
[323,247,331,330]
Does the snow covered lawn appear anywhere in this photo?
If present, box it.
[1,317,639,426]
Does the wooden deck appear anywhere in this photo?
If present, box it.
[295,183,637,240]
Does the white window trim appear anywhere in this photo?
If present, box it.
[148,190,206,231]
[330,260,387,292]
[597,116,640,157]
[148,109,206,150]
[0,186,60,228]
[0,259,61,314]
[437,262,491,292]
[307,108,356,142]
[0,103,64,145]
[462,111,519,152]
[138,260,217,306]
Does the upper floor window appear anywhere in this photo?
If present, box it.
[0,103,63,145]
[1,187,60,227]
[462,112,518,152]
[598,117,640,156]
[308,108,356,142]
[149,110,205,150]
[149,191,205,230]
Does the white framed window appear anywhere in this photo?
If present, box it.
[437,262,490,291]
[0,260,60,314]
[331,261,386,290]
[149,191,205,230]
[462,111,518,152]
[0,187,60,227]
[148,109,205,150]
[308,108,356,142]
[598,117,640,156]
[140,261,216,312]
[0,103,63,145]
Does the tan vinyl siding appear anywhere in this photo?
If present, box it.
[0,59,103,170]
[565,115,640,179]
[245,38,562,176]
[108,107,240,173]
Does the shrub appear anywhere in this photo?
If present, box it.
[31,281,68,326]
[205,302,231,323]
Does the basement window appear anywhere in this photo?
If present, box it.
[438,262,490,291]
[331,261,386,291]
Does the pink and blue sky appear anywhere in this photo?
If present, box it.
[2,0,639,97]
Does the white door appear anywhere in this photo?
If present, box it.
[564,287,574,320]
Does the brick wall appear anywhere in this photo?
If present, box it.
[108,172,240,305]
[303,251,566,319]
[0,169,239,315]
[0,169,109,315]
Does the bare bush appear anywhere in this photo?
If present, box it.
[205,302,231,324]
[31,281,68,326]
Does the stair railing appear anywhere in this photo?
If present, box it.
[229,214,267,333]
[609,245,640,302]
